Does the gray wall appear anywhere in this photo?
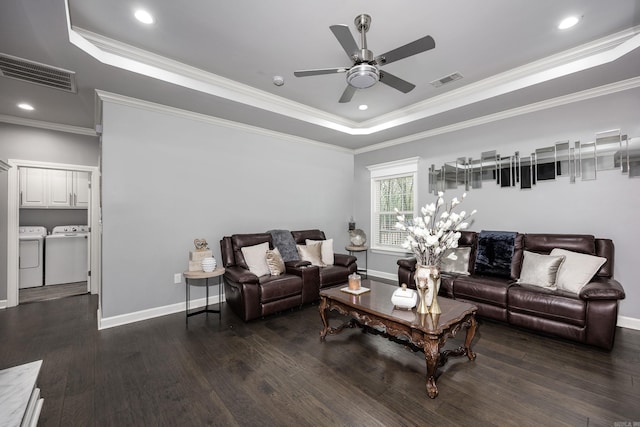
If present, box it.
[100,101,354,318]
[355,88,640,320]
[0,123,99,301]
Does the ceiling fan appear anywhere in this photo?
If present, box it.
[294,14,436,103]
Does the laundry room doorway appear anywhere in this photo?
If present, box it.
[6,159,101,308]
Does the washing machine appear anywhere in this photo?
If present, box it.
[45,225,89,286]
[19,226,47,289]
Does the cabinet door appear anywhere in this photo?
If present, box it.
[73,171,89,208]
[19,167,47,207]
[48,169,73,207]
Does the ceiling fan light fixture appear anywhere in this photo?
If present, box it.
[346,64,379,89]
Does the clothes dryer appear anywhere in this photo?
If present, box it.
[19,226,47,288]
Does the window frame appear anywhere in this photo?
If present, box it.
[367,157,419,253]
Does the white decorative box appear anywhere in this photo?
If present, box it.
[391,284,417,310]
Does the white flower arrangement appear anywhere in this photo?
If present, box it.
[395,192,476,266]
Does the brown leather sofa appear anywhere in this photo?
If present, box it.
[220,230,357,321]
[397,232,625,350]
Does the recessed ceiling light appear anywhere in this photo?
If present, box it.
[358,104,368,111]
[558,16,580,30]
[134,9,154,25]
[17,103,34,111]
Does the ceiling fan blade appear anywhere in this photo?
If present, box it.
[339,85,356,103]
[330,25,359,60]
[294,67,348,77]
[379,71,416,93]
[375,35,435,66]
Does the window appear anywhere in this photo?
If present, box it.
[367,158,419,252]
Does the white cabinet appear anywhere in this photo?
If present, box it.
[73,171,89,208]
[48,169,73,207]
[19,168,47,207]
[20,167,89,209]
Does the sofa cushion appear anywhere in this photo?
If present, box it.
[231,233,272,269]
[441,247,471,275]
[268,229,300,262]
[453,275,512,308]
[258,275,303,303]
[306,238,335,265]
[297,243,325,267]
[241,242,270,277]
[265,247,285,276]
[517,251,565,289]
[550,248,606,294]
[508,286,586,327]
[474,230,517,278]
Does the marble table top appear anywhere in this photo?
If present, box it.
[0,360,42,426]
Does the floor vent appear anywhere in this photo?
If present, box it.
[0,53,77,93]
[430,72,463,88]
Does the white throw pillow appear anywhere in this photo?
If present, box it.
[440,247,471,275]
[297,243,326,267]
[306,238,334,265]
[550,248,606,294]
[241,242,270,277]
[517,251,565,289]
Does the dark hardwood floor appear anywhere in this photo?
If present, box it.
[19,282,88,304]
[1,288,639,426]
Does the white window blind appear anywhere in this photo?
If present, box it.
[367,158,419,251]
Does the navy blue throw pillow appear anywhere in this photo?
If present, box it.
[474,230,517,278]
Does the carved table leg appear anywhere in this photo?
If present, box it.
[464,315,477,361]
[423,338,441,399]
[319,296,330,340]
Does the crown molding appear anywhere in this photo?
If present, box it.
[355,76,640,154]
[63,0,640,138]
[95,90,352,154]
[0,114,97,136]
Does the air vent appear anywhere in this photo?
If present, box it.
[430,72,463,88]
[0,53,77,93]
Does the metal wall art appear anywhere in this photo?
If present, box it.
[429,129,637,194]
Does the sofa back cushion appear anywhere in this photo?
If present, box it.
[524,234,596,255]
[291,229,326,244]
[524,234,613,278]
[231,233,272,269]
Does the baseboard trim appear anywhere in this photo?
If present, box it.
[98,295,223,330]
[0,299,7,309]
[617,315,640,331]
[367,269,397,282]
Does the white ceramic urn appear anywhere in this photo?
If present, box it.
[201,257,216,272]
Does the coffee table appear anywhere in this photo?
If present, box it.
[319,280,478,398]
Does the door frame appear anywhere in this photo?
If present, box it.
[6,159,101,308]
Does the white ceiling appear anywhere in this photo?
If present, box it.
[1,0,639,151]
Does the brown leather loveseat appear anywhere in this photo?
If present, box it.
[220,230,357,321]
[397,231,625,350]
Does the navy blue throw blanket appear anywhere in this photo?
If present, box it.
[474,230,517,278]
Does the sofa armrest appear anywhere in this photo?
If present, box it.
[579,277,625,301]
[224,266,259,284]
[285,260,311,269]
[397,257,417,270]
[334,253,356,267]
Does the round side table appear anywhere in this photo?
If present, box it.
[345,245,368,278]
[183,267,225,325]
